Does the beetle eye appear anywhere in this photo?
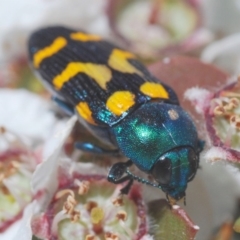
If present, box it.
[188,149,198,181]
[151,158,172,185]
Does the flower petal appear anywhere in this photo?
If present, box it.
[31,116,77,205]
[0,89,58,143]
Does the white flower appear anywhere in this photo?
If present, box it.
[0,89,59,148]
[201,0,240,35]
[0,0,110,62]
[0,88,73,239]
[11,116,77,240]
[201,33,240,75]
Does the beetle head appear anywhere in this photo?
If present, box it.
[151,147,199,200]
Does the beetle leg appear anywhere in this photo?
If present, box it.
[108,160,133,182]
[52,96,75,115]
[120,178,134,195]
[75,142,119,155]
[108,160,134,194]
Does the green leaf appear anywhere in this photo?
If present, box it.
[32,236,41,240]
[148,199,198,240]
[233,217,240,233]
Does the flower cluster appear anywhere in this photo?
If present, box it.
[2,0,240,240]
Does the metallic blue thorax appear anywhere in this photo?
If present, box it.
[112,102,198,172]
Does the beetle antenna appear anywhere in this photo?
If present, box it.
[125,169,162,190]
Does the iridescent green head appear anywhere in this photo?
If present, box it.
[112,102,200,200]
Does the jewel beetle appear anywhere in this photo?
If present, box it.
[28,26,202,202]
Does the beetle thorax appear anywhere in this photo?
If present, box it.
[112,102,199,172]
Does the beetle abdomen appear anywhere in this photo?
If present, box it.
[28,26,179,127]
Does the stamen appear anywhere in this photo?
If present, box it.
[55,189,75,199]
[230,115,240,130]
[55,189,81,222]
[70,210,80,222]
[105,232,119,240]
[212,96,240,118]
[116,210,127,222]
[85,234,97,240]
[0,156,22,194]
[1,184,10,195]
[112,197,124,206]
[63,195,77,215]
[224,97,240,110]
[75,179,90,195]
[0,159,20,176]
[213,105,226,116]
[86,201,98,212]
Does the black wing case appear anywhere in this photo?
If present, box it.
[28,26,179,127]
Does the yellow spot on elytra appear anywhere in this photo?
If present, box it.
[76,102,96,125]
[70,32,101,41]
[53,62,112,90]
[140,82,169,99]
[108,49,142,75]
[106,91,135,116]
[91,207,104,224]
[33,37,67,68]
